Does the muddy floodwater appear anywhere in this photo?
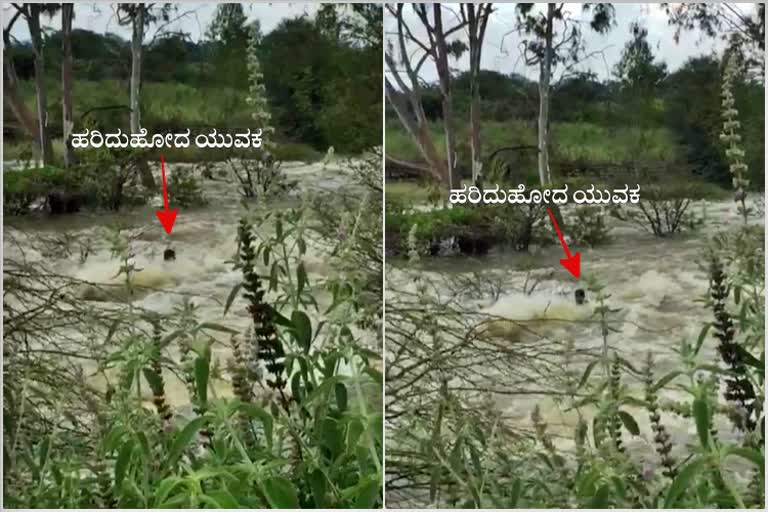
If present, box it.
[386,197,764,496]
[4,159,377,412]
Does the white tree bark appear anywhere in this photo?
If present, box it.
[129,4,145,134]
[28,5,53,164]
[464,3,492,187]
[537,3,555,186]
[62,3,75,167]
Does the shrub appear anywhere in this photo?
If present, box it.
[168,166,207,207]
[227,153,296,199]
[77,146,153,210]
[568,205,611,247]
[386,203,548,256]
[609,182,708,237]
[3,165,90,215]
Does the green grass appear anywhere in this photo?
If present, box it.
[4,80,325,164]
[385,181,433,207]
[7,79,251,133]
[385,119,681,168]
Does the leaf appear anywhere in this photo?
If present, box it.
[652,370,683,392]
[692,398,710,450]
[263,477,299,508]
[368,413,383,448]
[587,483,611,508]
[448,437,464,473]
[238,403,273,449]
[469,442,482,476]
[291,310,312,352]
[290,372,303,404]
[296,261,307,296]
[508,478,522,507]
[38,436,50,471]
[335,382,348,412]
[164,417,207,470]
[198,322,239,334]
[321,417,345,458]
[195,352,210,408]
[693,323,712,356]
[364,367,383,386]
[114,439,134,490]
[617,410,640,436]
[577,359,600,390]
[353,475,381,508]
[134,431,151,461]
[223,283,242,316]
[202,490,240,509]
[308,470,328,508]
[664,458,708,507]
[733,345,764,374]
[269,262,279,291]
[153,476,185,505]
[724,447,765,480]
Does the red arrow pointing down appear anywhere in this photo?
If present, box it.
[155,154,178,234]
[547,208,580,279]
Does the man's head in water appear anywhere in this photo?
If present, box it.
[164,248,176,261]
[575,289,586,305]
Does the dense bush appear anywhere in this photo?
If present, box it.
[386,204,549,257]
[167,167,207,208]
[227,154,296,200]
[568,206,611,247]
[608,181,718,237]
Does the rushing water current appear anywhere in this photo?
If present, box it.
[386,197,764,495]
[4,159,376,412]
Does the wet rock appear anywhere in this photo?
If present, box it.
[164,248,176,261]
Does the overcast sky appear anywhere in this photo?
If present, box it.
[2,2,758,82]
[386,3,758,82]
[3,2,320,43]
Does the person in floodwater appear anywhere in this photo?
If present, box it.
[164,248,176,261]
[575,288,586,305]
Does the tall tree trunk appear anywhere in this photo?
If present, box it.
[433,5,457,190]
[129,4,144,133]
[28,5,53,164]
[466,4,490,187]
[61,4,75,167]
[537,3,554,186]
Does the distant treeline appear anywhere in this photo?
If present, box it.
[6,10,382,153]
[387,61,764,187]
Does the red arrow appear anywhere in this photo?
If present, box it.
[547,208,580,279]
[155,154,178,234]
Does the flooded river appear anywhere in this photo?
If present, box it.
[385,197,764,504]
[4,158,378,410]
